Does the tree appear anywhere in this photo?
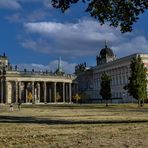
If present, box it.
[27,92,32,103]
[124,55,147,107]
[100,72,111,106]
[51,0,148,33]
[73,93,81,103]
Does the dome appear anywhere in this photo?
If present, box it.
[100,45,114,58]
[96,43,116,65]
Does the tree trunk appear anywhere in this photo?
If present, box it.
[142,98,144,107]
[140,99,144,107]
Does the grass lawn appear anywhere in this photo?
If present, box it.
[0,103,148,148]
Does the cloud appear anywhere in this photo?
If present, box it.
[6,10,49,23]
[23,19,119,57]
[4,0,53,24]
[0,0,51,10]
[111,36,148,57]
[24,20,118,42]
[48,60,76,74]
[5,13,21,22]
[14,60,76,74]
[23,18,148,58]
[0,0,21,10]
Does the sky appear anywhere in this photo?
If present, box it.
[0,0,148,74]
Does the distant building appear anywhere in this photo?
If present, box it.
[0,54,77,104]
[75,44,148,103]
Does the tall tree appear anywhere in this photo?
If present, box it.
[100,72,111,106]
[51,0,148,33]
[124,55,147,107]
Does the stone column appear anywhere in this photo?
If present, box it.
[32,82,35,104]
[44,82,47,103]
[62,83,65,102]
[69,83,72,103]
[18,82,22,100]
[15,81,18,103]
[34,88,37,103]
[0,79,3,103]
[37,83,40,103]
[53,82,56,102]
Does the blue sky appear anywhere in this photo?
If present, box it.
[0,0,148,73]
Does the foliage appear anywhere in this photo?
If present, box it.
[73,93,81,103]
[27,92,32,102]
[100,72,111,106]
[124,55,147,107]
[51,0,148,33]
[73,92,89,103]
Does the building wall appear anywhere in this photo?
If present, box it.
[77,53,148,103]
[76,69,93,102]
[93,55,131,101]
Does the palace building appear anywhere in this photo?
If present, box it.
[75,44,148,103]
[0,54,77,104]
[1,45,148,104]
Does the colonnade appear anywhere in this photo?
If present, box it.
[0,80,78,104]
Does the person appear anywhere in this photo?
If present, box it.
[9,103,14,112]
[18,98,22,110]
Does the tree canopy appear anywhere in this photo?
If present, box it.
[100,72,111,106]
[51,0,148,33]
[124,55,147,106]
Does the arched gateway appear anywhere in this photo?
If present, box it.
[0,54,77,104]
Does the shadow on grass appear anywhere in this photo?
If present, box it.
[0,115,148,125]
[22,103,148,109]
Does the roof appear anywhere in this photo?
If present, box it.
[99,45,114,58]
